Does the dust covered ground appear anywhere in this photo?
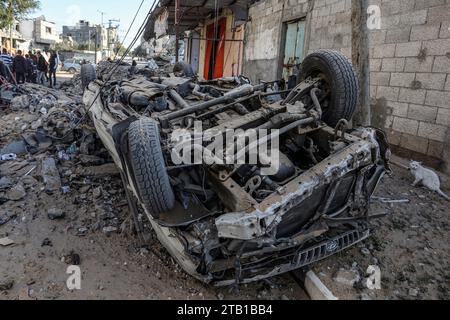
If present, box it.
[0,73,449,300]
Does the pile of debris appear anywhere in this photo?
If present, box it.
[0,74,129,238]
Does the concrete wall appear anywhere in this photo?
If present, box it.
[243,0,309,83]
[367,0,450,172]
[242,0,450,172]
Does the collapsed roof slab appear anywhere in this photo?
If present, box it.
[143,0,254,40]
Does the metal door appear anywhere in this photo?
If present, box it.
[282,20,306,81]
[190,31,200,74]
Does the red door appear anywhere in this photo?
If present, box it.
[204,18,226,80]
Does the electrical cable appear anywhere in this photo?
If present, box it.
[113,0,147,60]
[47,0,159,141]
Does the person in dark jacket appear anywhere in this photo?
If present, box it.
[36,51,48,85]
[0,60,7,79]
[24,54,34,83]
[12,50,27,84]
[48,51,59,87]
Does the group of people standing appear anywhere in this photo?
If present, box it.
[0,48,59,87]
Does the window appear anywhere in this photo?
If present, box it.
[46,27,52,34]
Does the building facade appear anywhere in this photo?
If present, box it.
[145,0,450,173]
[62,20,108,51]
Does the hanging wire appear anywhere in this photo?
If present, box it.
[48,0,159,141]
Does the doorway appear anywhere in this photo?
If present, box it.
[282,19,306,82]
[189,30,201,74]
[204,18,227,80]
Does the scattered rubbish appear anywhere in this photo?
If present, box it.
[333,269,361,287]
[0,237,15,247]
[372,197,410,204]
[6,183,26,201]
[0,140,27,156]
[41,238,53,247]
[0,176,13,190]
[103,226,118,236]
[62,186,71,194]
[0,279,14,291]
[0,215,11,226]
[41,157,62,194]
[47,209,66,221]
[409,288,419,297]
[0,153,17,161]
[63,251,81,266]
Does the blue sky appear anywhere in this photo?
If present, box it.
[33,0,156,47]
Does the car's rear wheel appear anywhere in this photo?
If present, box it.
[128,118,175,219]
[300,50,359,127]
[80,64,96,88]
[68,67,77,74]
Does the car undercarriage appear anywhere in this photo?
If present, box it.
[82,50,391,286]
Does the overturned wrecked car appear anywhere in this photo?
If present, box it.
[82,50,391,286]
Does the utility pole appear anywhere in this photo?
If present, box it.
[97,10,106,27]
[175,0,180,62]
[351,0,371,126]
[8,0,13,52]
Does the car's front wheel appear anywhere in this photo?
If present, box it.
[128,118,175,219]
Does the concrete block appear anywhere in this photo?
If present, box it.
[369,30,387,45]
[426,90,450,108]
[392,117,419,135]
[370,85,378,98]
[395,42,422,57]
[398,88,427,104]
[387,101,409,117]
[427,4,450,23]
[373,44,396,58]
[390,72,416,87]
[408,104,438,122]
[381,58,405,72]
[304,271,338,301]
[446,75,450,91]
[427,140,444,158]
[400,133,429,154]
[410,24,440,41]
[418,122,448,142]
[404,57,434,72]
[386,130,402,146]
[439,21,450,39]
[371,72,391,86]
[382,0,416,15]
[330,0,345,14]
[398,10,428,26]
[415,73,446,90]
[415,0,445,10]
[436,107,450,125]
[422,38,450,56]
[377,86,400,101]
[386,27,411,44]
[432,56,450,73]
[370,59,382,72]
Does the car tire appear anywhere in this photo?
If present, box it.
[128,118,175,218]
[300,50,359,127]
[81,64,96,88]
[173,61,195,77]
[68,68,77,74]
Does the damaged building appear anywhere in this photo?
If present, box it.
[144,0,450,174]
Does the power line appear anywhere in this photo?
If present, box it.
[49,0,158,141]
[113,0,148,59]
